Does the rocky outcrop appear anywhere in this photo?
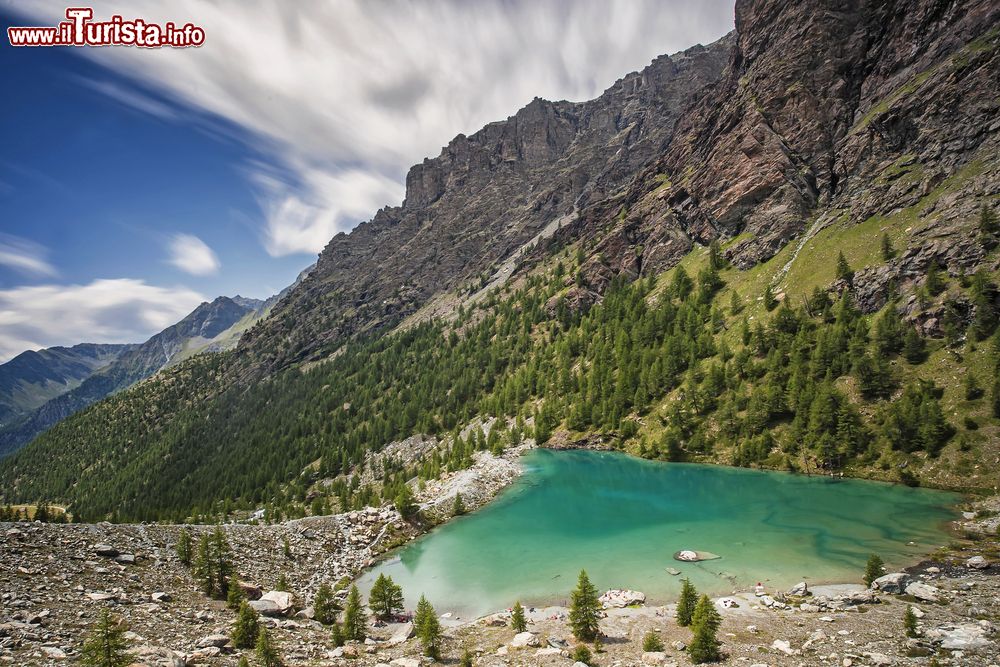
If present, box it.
[238,36,734,372]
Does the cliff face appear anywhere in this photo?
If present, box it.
[238,36,734,371]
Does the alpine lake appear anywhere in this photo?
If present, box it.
[357,449,958,619]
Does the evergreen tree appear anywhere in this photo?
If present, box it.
[708,239,726,271]
[763,284,778,311]
[237,657,250,667]
[395,485,417,521]
[864,554,884,586]
[836,252,854,281]
[80,609,132,667]
[642,630,664,652]
[282,536,292,560]
[902,327,926,364]
[511,600,527,633]
[313,582,338,625]
[254,626,282,667]
[330,622,345,647]
[231,601,260,649]
[369,573,404,620]
[688,595,722,664]
[729,290,743,316]
[881,234,894,260]
[193,533,212,596]
[460,648,474,667]
[227,580,246,610]
[979,204,999,247]
[903,606,918,637]
[414,595,442,659]
[925,261,945,296]
[276,573,289,592]
[342,585,366,640]
[452,493,466,516]
[568,569,601,641]
[676,578,698,627]
[571,645,593,666]
[964,374,983,401]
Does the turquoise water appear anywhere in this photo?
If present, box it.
[357,449,958,618]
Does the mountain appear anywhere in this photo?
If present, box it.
[0,295,264,457]
[1,0,998,521]
[0,343,134,427]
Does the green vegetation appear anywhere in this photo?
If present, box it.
[79,609,132,667]
[511,600,527,632]
[254,626,282,667]
[313,582,338,625]
[688,594,722,663]
[864,554,885,586]
[369,573,404,620]
[414,595,443,659]
[569,569,601,641]
[676,578,698,627]
[175,528,192,566]
[231,601,260,649]
[571,645,594,665]
[904,606,919,637]
[642,630,664,652]
[193,527,233,599]
[342,585,366,641]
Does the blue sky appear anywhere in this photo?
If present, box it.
[0,1,734,361]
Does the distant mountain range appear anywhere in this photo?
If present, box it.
[0,262,317,458]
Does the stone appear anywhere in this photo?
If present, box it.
[535,647,562,657]
[925,622,994,651]
[871,573,910,594]
[904,582,941,603]
[787,581,809,596]
[862,652,893,666]
[387,622,414,646]
[256,590,295,615]
[113,554,136,565]
[151,592,171,603]
[195,634,229,649]
[249,599,282,616]
[40,647,66,659]
[93,544,118,558]
[670,640,686,651]
[294,606,315,620]
[665,567,681,576]
[966,556,989,570]
[909,606,925,618]
[772,639,797,655]
[510,631,539,647]
[85,592,116,601]
[642,651,668,664]
[496,645,508,656]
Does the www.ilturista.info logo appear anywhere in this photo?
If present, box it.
[7,7,206,48]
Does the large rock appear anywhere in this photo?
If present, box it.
[904,582,941,603]
[258,590,295,614]
[510,631,540,648]
[966,555,990,570]
[925,621,995,651]
[387,622,414,646]
[871,572,910,594]
[389,659,421,667]
[642,651,668,664]
[195,634,229,649]
[787,581,809,596]
[93,544,118,558]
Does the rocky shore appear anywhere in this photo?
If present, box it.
[1,455,997,666]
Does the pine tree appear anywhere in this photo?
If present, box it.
[395,485,417,520]
[676,578,698,627]
[80,609,132,667]
[903,606,918,637]
[227,580,246,609]
[369,573,404,620]
[729,290,743,315]
[276,573,289,592]
[642,630,664,652]
[571,645,593,665]
[452,493,466,516]
[511,601,527,633]
[254,626,282,667]
[231,601,260,649]
[763,284,778,311]
[979,204,999,246]
[688,595,722,664]
[342,585,366,641]
[925,261,945,296]
[881,234,895,260]
[902,327,926,364]
[568,569,601,641]
[330,622,345,647]
[237,657,250,667]
[414,595,442,659]
[282,536,292,559]
[176,527,192,566]
[313,582,338,625]
[708,239,726,271]
[836,252,854,282]
[193,533,212,596]
[864,554,884,586]
[460,648,474,667]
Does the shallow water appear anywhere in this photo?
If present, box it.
[357,449,957,618]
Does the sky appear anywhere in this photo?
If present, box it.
[0,0,735,361]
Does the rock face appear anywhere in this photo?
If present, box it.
[238,36,734,372]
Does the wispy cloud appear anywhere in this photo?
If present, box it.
[167,233,221,276]
[0,234,58,278]
[11,1,735,256]
[0,279,206,362]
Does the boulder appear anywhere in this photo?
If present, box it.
[642,651,668,664]
[150,592,171,603]
[390,659,421,667]
[237,581,262,600]
[253,590,294,616]
[113,554,136,565]
[862,652,893,666]
[787,581,809,596]
[249,599,283,617]
[510,631,539,647]
[966,555,990,570]
[599,589,645,608]
[772,639,797,655]
[925,621,994,651]
[904,582,941,603]
[195,634,230,649]
[535,647,562,657]
[40,647,67,660]
[93,544,119,558]
[871,572,910,594]
[387,622,414,646]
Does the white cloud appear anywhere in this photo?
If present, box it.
[167,233,221,276]
[0,234,58,278]
[0,279,206,362]
[12,1,735,256]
